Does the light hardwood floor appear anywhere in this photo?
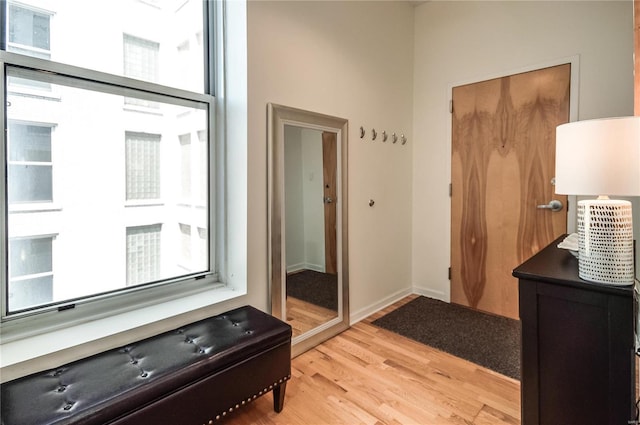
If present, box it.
[286,296,338,338]
[222,295,521,425]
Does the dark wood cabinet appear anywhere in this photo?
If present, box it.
[513,236,636,425]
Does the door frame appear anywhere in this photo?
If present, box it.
[445,56,580,302]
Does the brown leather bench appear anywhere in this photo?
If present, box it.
[0,305,292,424]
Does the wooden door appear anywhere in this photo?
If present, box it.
[322,131,337,274]
[451,64,570,319]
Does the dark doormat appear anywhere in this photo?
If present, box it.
[286,270,338,311]
[373,296,521,380]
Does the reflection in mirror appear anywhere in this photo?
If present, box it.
[284,126,338,337]
[268,104,349,357]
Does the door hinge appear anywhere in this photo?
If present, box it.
[448,267,452,280]
[449,100,453,113]
[449,183,452,197]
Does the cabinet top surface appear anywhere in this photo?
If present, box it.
[512,235,635,296]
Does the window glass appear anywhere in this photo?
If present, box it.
[8,123,52,162]
[4,66,210,314]
[8,237,54,311]
[179,223,191,267]
[179,133,191,199]
[123,34,160,108]
[123,34,159,82]
[126,132,162,200]
[126,224,162,286]
[7,122,53,203]
[9,238,52,277]
[7,163,52,203]
[8,5,50,53]
[6,0,205,92]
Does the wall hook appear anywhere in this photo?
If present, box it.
[401,134,407,145]
[371,128,377,141]
[359,126,365,139]
[382,131,388,142]
[392,133,398,144]
[369,199,375,207]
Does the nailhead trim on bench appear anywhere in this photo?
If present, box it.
[204,375,291,423]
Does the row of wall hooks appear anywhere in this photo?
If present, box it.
[360,126,407,145]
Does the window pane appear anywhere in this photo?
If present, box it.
[8,275,53,311]
[126,132,161,200]
[8,164,53,203]
[8,5,50,51]
[126,224,161,286]
[179,134,191,199]
[9,238,52,277]
[5,67,210,312]
[9,123,52,161]
[179,223,191,266]
[8,237,54,311]
[124,34,159,82]
[6,1,205,92]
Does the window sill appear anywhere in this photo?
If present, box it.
[0,285,245,383]
[8,203,62,213]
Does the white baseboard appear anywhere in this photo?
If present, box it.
[349,287,413,325]
[349,285,452,325]
[412,285,449,302]
[286,263,324,273]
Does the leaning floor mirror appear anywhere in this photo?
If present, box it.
[268,103,349,357]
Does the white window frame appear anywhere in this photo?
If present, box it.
[0,1,248,377]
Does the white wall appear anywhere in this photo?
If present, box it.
[247,0,415,321]
[284,125,306,270]
[300,128,325,272]
[411,1,635,300]
[284,125,327,273]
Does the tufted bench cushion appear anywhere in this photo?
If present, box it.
[0,305,292,425]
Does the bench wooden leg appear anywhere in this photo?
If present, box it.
[273,381,287,413]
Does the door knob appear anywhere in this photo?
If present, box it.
[536,200,563,212]
[324,197,334,204]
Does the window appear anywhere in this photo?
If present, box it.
[179,133,191,199]
[126,225,161,286]
[7,122,53,204]
[126,132,161,201]
[2,1,219,321]
[7,4,50,58]
[6,4,51,90]
[8,237,54,311]
[179,223,191,268]
[123,34,159,108]
[123,34,159,83]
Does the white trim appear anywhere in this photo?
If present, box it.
[412,284,448,302]
[349,287,412,325]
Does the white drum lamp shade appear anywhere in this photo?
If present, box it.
[555,116,640,285]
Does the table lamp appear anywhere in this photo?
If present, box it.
[555,116,640,285]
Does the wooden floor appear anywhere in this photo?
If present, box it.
[222,295,521,424]
[286,296,338,338]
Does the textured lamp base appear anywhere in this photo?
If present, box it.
[577,199,634,285]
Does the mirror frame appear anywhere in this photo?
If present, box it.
[268,103,349,357]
